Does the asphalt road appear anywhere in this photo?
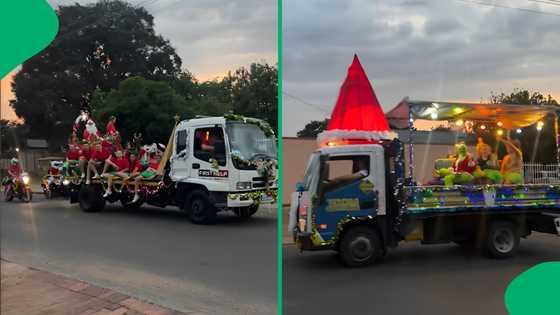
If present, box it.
[0,195,278,315]
[283,233,560,315]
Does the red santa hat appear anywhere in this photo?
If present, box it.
[317,54,396,146]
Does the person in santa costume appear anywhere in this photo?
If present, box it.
[83,119,101,142]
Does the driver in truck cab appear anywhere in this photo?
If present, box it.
[319,157,369,195]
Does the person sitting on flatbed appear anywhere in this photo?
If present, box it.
[500,138,524,184]
[129,151,161,203]
[102,150,130,198]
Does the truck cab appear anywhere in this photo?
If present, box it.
[171,116,278,223]
[290,142,394,258]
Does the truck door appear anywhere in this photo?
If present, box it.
[170,127,189,180]
[190,126,229,181]
[314,152,383,242]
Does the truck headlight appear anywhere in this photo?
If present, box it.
[236,181,252,190]
[22,176,30,185]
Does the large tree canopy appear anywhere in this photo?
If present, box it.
[11,0,181,149]
[91,76,188,145]
[224,63,278,134]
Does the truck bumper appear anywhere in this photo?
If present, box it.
[226,189,278,208]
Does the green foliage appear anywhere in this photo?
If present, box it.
[489,89,559,163]
[91,76,188,144]
[223,63,278,133]
[490,89,558,105]
[297,119,329,138]
[10,0,181,149]
[0,120,29,157]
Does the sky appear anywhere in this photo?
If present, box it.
[282,0,560,136]
[1,0,277,122]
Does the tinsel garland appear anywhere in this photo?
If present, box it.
[228,189,278,204]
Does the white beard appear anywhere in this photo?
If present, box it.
[86,122,98,135]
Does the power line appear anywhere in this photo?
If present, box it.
[526,0,560,6]
[282,91,330,114]
[457,0,560,17]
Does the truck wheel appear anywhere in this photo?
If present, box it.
[339,226,382,267]
[186,190,216,224]
[484,221,519,259]
[233,205,259,218]
[79,185,105,212]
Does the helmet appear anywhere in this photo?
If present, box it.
[10,158,19,164]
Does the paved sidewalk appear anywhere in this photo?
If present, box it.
[1,260,196,315]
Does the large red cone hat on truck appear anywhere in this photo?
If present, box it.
[317,54,396,146]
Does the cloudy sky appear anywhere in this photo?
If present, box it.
[282,0,560,136]
[1,0,277,121]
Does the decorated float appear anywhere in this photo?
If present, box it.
[289,55,560,267]
[71,114,278,224]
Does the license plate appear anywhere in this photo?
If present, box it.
[261,194,273,203]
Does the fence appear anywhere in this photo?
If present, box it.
[0,150,63,176]
[524,163,560,184]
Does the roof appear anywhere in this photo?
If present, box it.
[387,98,559,129]
[26,139,48,149]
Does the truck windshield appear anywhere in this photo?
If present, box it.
[226,122,277,169]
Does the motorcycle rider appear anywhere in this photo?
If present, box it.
[5,158,23,192]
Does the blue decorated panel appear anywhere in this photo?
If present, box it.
[315,179,378,241]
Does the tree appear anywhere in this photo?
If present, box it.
[91,76,188,144]
[297,119,329,138]
[490,89,558,105]
[11,0,181,149]
[488,89,559,163]
[223,63,278,134]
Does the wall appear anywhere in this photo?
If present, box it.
[281,137,317,204]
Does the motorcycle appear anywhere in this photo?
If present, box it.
[3,172,33,203]
[42,174,70,199]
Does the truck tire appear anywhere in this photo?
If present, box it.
[185,190,216,224]
[339,225,382,267]
[484,220,519,259]
[79,185,105,212]
[233,205,259,218]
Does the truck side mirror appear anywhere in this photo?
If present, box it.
[295,182,305,192]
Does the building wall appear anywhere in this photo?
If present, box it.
[281,137,473,205]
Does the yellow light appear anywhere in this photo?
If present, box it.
[453,107,464,114]
[497,121,503,127]
[327,141,336,147]
[537,125,543,131]
[480,125,486,130]
[456,119,464,126]
[497,129,504,136]
[537,121,544,127]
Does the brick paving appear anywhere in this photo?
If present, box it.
[1,260,197,315]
